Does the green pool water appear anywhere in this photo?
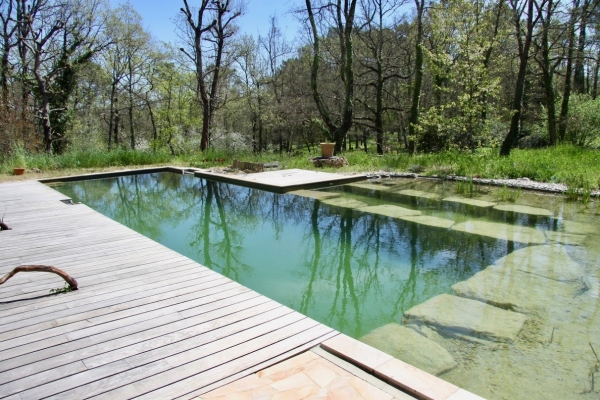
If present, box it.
[53,172,600,400]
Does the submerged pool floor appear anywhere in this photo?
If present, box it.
[50,171,600,400]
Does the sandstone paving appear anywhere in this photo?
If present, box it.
[197,350,409,400]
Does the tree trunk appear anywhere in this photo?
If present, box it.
[573,0,590,94]
[558,0,579,142]
[500,0,536,156]
[407,0,425,155]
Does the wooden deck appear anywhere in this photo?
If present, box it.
[0,180,338,399]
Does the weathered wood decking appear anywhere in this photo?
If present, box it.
[0,180,338,399]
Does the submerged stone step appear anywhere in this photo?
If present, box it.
[561,220,599,235]
[346,182,392,192]
[452,265,577,313]
[396,189,441,201]
[404,294,528,343]
[400,215,455,229]
[492,244,584,282]
[359,204,421,218]
[545,230,586,246]
[360,323,457,376]
[442,196,496,208]
[289,190,342,200]
[320,197,368,209]
[493,204,553,217]
[451,220,547,244]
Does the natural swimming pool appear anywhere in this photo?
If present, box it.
[53,172,600,400]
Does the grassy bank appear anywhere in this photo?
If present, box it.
[2,145,599,189]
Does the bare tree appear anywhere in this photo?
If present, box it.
[499,0,544,156]
[21,0,105,153]
[179,0,242,151]
[305,0,359,153]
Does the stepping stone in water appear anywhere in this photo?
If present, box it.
[545,230,586,246]
[289,190,342,200]
[442,196,496,208]
[360,323,457,376]
[396,189,441,201]
[321,197,368,209]
[492,244,584,282]
[452,265,577,313]
[346,182,392,192]
[493,204,553,217]
[451,220,546,244]
[561,220,599,236]
[404,294,528,343]
[359,204,421,218]
[400,215,455,229]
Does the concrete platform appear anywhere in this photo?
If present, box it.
[194,169,367,193]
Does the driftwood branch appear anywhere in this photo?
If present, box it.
[0,265,78,290]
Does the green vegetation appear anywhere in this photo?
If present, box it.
[3,145,599,194]
[494,185,522,202]
[49,282,74,295]
[455,177,481,198]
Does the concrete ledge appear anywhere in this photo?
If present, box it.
[38,166,186,183]
[194,169,367,194]
[321,334,484,400]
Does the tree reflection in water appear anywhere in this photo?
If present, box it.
[56,172,522,338]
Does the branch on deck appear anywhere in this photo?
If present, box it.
[0,265,78,290]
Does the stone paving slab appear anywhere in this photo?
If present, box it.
[451,220,547,244]
[360,324,457,376]
[492,204,553,217]
[442,197,496,208]
[404,294,528,343]
[197,350,412,400]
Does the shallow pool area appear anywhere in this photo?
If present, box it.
[54,172,600,400]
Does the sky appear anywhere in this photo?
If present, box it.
[108,0,302,46]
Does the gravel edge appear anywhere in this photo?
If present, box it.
[362,171,600,198]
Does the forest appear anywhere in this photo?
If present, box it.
[0,0,599,162]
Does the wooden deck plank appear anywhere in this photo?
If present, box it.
[0,299,286,396]
[0,179,338,399]
[0,290,262,377]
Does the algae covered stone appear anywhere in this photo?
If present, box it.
[451,220,546,244]
[359,204,421,218]
[492,244,584,282]
[442,197,496,208]
[360,323,457,376]
[544,230,586,246]
[346,182,392,192]
[320,197,368,209]
[401,215,455,229]
[289,190,342,200]
[404,294,528,342]
[560,220,599,236]
[452,265,577,313]
[396,189,441,201]
[493,204,553,217]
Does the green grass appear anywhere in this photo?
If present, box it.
[2,145,599,191]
